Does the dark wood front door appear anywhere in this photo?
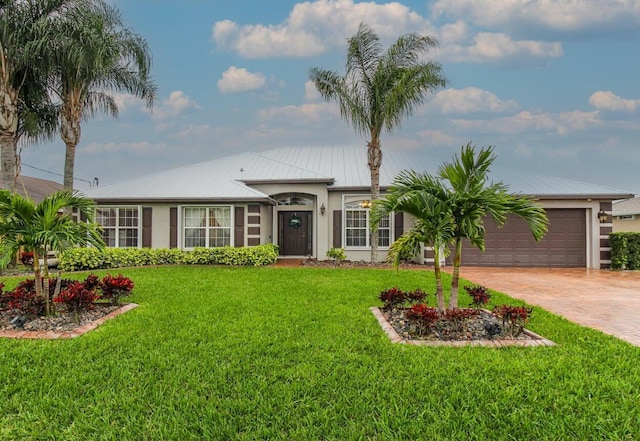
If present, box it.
[279,211,312,256]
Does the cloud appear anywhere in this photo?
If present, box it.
[304,80,321,102]
[589,91,640,113]
[80,141,161,154]
[257,102,339,127]
[113,93,146,112]
[212,0,432,58]
[217,66,267,93]
[427,87,519,114]
[442,32,563,65]
[148,91,200,122]
[431,0,640,38]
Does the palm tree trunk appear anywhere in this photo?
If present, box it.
[368,139,382,263]
[433,246,445,312]
[63,141,76,192]
[448,238,463,309]
[32,250,44,310]
[61,113,81,192]
[0,132,17,192]
[0,82,19,191]
[42,248,51,316]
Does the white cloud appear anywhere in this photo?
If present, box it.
[148,91,200,122]
[304,80,321,102]
[217,66,267,93]
[80,141,160,154]
[431,0,640,37]
[257,102,339,126]
[212,0,432,58]
[427,87,518,114]
[589,91,640,113]
[442,32,563,64]
[113,93,145,111]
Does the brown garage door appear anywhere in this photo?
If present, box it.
[459,209,586,268]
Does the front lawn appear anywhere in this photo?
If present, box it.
[1,266,639,440]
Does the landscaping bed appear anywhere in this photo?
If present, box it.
[0,303,120,333]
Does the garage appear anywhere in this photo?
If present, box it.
[459,209,587,268]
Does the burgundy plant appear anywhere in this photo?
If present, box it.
[492,305,533,337]
[54,281,99,319]
[19,251,34,267]
[464,284,491,309]
[405,304,439,335]
[443,308,479,333]
[378,287,406,310]
[100,274,135,306]
[406,288,426,304]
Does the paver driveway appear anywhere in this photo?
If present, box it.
[456,267,640,347]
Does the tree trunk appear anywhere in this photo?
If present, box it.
[61,112,81,192]
[367,139,382,263]
[448,238,463,309]
[0,81,19,191]
[32,250,43,310]
[433,246,445,313]
[42,249,51,316]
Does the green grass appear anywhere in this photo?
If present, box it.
[1,266,639,440]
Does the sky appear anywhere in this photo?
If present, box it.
[20,0,640,196]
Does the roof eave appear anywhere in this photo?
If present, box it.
[90,197,277,206]
[240,178,335,185]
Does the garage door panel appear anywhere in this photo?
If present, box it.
[460,209,586,268]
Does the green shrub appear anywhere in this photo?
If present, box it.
[610,232,640,270]
[59,244,279,271]
[326,247,346,261]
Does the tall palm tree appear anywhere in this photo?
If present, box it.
[371,171,454,311]
[310,23,447,262]
[0,0,100,191]
[438,144,548,309]
[53,3,156,191]
[0,190,104,315]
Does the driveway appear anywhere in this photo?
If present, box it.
[455,267,640,347]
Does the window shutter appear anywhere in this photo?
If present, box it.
[234,206,245,247]
[394,212,403,241]
[333,210,342,248]
[142,207,152,248]
[169,207,178,248]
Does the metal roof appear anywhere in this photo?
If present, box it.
[81,146,633,202]
[613,197,640,216]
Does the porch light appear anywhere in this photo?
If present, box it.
[320,203,326,215]
[360,200,372,209]
[597,209,608,223]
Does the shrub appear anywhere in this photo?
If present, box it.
[464,284,491,309]
[379,287,406,310]
[442,308,479,333]
[326,247,346,261]
[405,304,439,335]
[53,281,99,319]
[100,274,135,306]
[406,288,426,304]
[492,305,533,337]
[19,251,34,267]
[610,232,640,270]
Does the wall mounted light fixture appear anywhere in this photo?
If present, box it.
[320,203,326,215]
[597,209,608,223]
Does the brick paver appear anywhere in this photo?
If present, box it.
[454,267,640,347]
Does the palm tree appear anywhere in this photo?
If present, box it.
[0,0,101,191]
[310,23,447,262]
[372,170,454,312]
[437,143,548,309]
[53,3,156,191]
[0,190,105,315]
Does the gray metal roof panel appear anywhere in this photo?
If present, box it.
[613,197,640,215]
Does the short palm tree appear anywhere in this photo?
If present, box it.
[53,2,156,191]
[310,23,447,262]
[0,190,105,315]
[0,0,100,191]
[438,144,548,308]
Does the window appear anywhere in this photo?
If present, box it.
[96,207,140,248]
[183,206,232,248]
[617,215,636,220]
[344,198,391,248]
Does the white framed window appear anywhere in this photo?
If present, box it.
[95,207,141,248]
[182,206,232,248]
[344,196,391,249]
[617,215,636,220]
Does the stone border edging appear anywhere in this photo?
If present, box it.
[370,307,556,347]
[0,303,139,340]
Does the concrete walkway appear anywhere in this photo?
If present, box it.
[455,267,640,346]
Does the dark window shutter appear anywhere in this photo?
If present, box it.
[234,206,245,247]
[333,210,342,248]
[394,212,403,241]
[169,207,178,248]
[142,207,152,248]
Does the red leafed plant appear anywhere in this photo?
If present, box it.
[406,288,426,304]
[54,281,99,321]
[492,305,533,337]
[100,274,135,306]
[19,251,34,267]
[405,303,439,335]
[378,287,406,310]
[443,308,480,333]
[464,284,491,309]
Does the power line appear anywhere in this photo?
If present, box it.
[21,163,97,186]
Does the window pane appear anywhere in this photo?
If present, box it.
[102,229,116,247]
[209,229,231,247]
[118,228,138,247]
[377,228,390,247]
[210,207,230,228]
[184,228,206,248]
[119,209,138,227]
[346,228,367,247]
[184,208,206,228]
[346,210,367,228]
[96,208,116,227]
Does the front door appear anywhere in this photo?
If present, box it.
[279,211,313,256]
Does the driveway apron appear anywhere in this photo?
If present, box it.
[454,267,640,347]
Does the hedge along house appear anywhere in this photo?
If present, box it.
[80,146,633,269]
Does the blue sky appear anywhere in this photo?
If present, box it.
[21,0,640,195]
